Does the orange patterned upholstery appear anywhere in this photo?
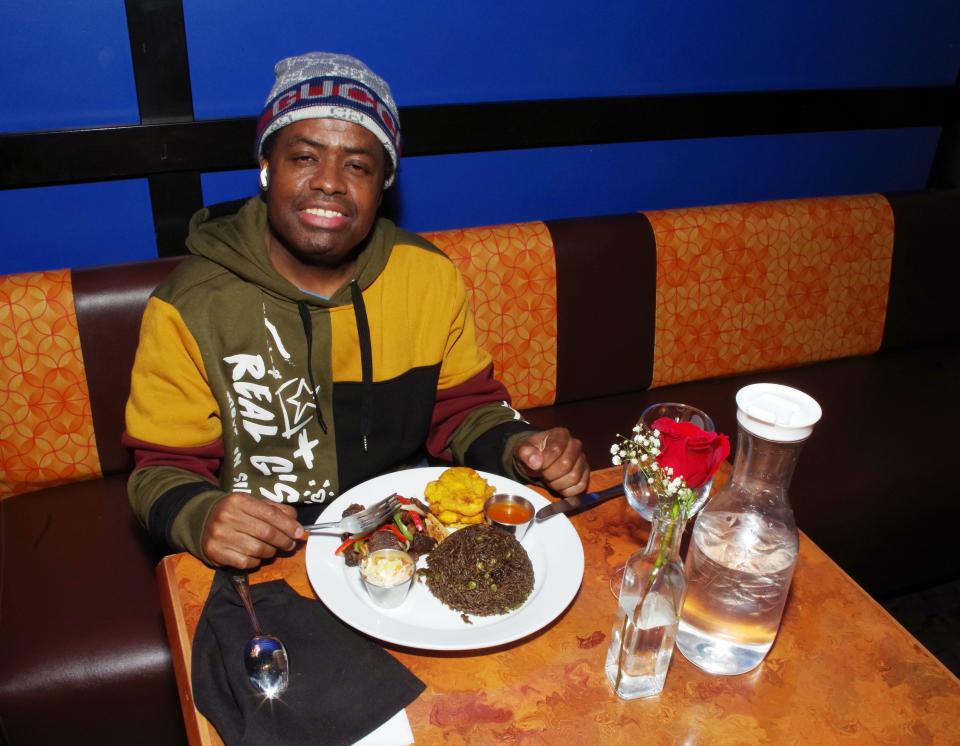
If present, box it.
[645,195,895,388]
[0,199,897,496]
[0,270,101,498]
[423,222,558,409]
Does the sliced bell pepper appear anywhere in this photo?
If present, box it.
[394,512,414,541]
[377,523,408,544]
[335,537,360,555]
[396,495,428,516]
[408,510,425,532]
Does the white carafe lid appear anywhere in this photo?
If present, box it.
[735,383,822,442]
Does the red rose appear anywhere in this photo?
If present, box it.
[651,417,730,488]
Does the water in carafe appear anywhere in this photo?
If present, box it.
[676,384,820,676]
[678,510,798,673]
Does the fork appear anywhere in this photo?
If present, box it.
[303,493,402,535]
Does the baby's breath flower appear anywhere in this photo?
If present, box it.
[610,422,697,519]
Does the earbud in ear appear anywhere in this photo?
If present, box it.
[259,167,269,190]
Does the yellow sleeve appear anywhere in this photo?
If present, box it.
[125,296,221,447]
[437,262,493,390]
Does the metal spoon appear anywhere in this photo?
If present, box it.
[229,572,290,699]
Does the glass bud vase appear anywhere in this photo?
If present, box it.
[605,503,687,699]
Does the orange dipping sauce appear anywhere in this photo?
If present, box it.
[486,500,533,524]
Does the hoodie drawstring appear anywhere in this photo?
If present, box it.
[296,301,328,435]
[295,289,373,453]
[350,280,374,453]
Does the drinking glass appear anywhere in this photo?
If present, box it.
[610,402,716,596]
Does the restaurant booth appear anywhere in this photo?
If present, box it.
[2,187,960,744]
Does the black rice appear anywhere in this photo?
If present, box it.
[421,523,534,617]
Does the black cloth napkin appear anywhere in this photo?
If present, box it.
[192,570,425,746]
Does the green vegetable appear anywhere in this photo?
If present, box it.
[393,512,414,541]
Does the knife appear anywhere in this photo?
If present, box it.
[535,484,624,522]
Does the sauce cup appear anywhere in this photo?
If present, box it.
[483,494,535,542]
[360,549,416,609]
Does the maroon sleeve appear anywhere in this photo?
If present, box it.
[426,363,514,460]
[121,432,224,483]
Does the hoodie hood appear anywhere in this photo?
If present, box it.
[185,195,391,451]
[185,196,396,306]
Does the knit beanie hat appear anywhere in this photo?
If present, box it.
[255,52,401,188]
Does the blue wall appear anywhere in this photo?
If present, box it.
[2,1,959,274]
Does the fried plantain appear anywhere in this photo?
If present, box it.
[425,467,495,527]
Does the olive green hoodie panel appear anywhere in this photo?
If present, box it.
[127,464,223,559]
[135,199,398,522]
[170,489,225,561]
[153,257,342,509]
[185,197,397,303]
[138,198,534,555]
[158,195,401,513]
[448,404,537,482]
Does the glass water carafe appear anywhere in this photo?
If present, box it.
[676,383,821,676]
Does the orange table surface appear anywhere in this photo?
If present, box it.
[157,467,960,745]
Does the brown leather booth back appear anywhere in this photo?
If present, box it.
[428,193,910,403]
[3,188,956,498]
[425,213,659,409]
[72,257,183,477]
[0,258,182,498]
[883,190,960,350]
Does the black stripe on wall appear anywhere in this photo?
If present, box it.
[928,68,960,189]
[125,0,203,256]
[0,87,953,191]
[125,0,194,123]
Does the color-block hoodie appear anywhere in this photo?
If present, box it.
[124,197,534,560]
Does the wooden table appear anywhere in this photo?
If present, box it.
[158,468,960,745]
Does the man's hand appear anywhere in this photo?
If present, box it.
[201,492,305,569]
[514,427,590,496]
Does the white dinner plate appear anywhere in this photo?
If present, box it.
[305,467,584,650]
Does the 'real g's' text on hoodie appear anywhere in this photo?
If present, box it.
[124,197,535,560]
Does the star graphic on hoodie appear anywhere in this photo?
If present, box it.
[278,377,318,438]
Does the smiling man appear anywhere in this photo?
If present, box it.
[124,52,589,569]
